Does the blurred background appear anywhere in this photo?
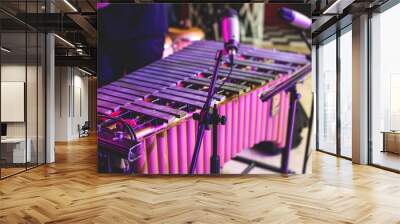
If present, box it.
[163,3,311,56]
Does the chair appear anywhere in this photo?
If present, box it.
[79,121,90,138]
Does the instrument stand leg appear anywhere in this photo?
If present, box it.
[281,86,300,174]
[302,93,314,174]
[211,104,226,174]
[189,119,207,174]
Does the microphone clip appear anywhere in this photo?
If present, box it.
[218,48,236,67]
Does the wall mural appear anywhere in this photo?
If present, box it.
[97,3,312,175]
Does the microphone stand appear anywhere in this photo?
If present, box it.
[302,93,314,174]
[299,29,312,52]
[189,49,226,175]
[281,87,300,174]
[259,64,311,174]
[298,29,312,173]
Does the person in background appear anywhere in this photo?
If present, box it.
[98,4,168,86]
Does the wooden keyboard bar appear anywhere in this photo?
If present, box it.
[110,81,157,94]
[190,77,250,92]
[183,79,243,94]
[103,85,147,98]
[154,60,209,71]
[98,94,130,106]
[97,99,120,112]
[219,67,276,79]
[130,71,181,83]
[97,106,111,115]
[143,66,195,77]
[151,92,206,108]
[167,86,225,101]
[124,75,176,86]
[122,104,176,123]
[162,58,212,70]
[120,77,167,90]
[98,88,142,100]
[131,100,187,118]
[152,61,208,74]
[206,72,266,85]
[136,68,191,80]
[159,89,208,103]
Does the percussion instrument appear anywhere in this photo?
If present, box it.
[97,40,311,174]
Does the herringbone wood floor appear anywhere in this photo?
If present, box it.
[1,135,400,224]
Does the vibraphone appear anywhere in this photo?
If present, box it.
[97,40,311,174]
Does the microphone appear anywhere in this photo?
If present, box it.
[278,7,311,30]
[221,8,239,66]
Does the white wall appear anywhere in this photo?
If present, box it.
[1,63,46,164]
[1,82,25,122]
[1,65,26,138]
[55,67,89,141]
[72,73,89,138]
[1,65,42,137]
[55,67,69,141]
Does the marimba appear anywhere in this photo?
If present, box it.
[97,40,311,174]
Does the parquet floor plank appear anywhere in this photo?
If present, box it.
[0,135,399,224]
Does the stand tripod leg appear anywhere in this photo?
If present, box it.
[189,123,206,174]
[281,87,300,174]
[302,93,314,174]
[211,105,220,174]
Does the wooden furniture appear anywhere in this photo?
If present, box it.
[382,131,400,154]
